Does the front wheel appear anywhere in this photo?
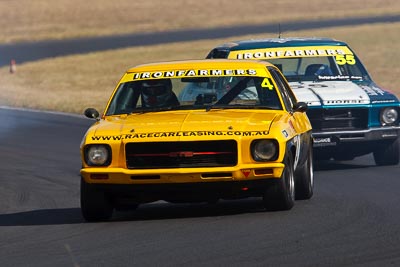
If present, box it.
[80,177,113,222]
[295,147,314,200]
[263,154,295,211]
[373,138,400,166]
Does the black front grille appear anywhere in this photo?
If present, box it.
[126,141,237,169]
[307,108,368,132]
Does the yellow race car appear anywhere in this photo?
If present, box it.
[80,59,313,221]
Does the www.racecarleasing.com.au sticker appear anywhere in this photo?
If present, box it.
[90,130,269,141]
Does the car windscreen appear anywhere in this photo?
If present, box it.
[105,76,283,115]
[259,56,370,82]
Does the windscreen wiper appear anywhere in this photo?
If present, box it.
[131,106,176,114]
[206,77,251,112]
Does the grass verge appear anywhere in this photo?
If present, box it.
[0,23,399,114]
[1,0,399,44]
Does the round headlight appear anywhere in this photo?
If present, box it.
[381,108,398,125]
[251,140,278,161]
[86,145,110,166]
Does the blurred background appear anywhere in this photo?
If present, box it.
[0,0,399,114]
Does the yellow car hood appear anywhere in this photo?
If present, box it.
[89,110,279,141]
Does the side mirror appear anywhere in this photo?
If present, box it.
[84,108,100,120]
[293,102,308,113]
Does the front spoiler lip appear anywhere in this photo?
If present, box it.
[81,163,285,184]
[312,126,400,145]
[313,126,400,137]
[83,179,278,201]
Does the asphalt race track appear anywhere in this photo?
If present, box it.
[1,107,400,266]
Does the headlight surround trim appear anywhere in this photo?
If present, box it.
[84,144,112,166]
[251,139,279,162]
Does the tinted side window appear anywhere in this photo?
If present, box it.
[206,49,229,59]
[268,67,297,111]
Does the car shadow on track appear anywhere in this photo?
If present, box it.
[314,154,379,171]
[314,160,374,171]
[0,208,83,226]
[0,198,299,225]
[112,199,274,222]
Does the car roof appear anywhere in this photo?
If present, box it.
[214,37,348,51]
[126,59,276,73]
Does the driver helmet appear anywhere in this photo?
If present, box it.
[141,79,173,107]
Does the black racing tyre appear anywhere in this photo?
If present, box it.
[263,153,295,211]
[114,203,139,212]
[373,137,400,166]
[295,147,314,200]
[80,177,113,222]
[207,198,219,205]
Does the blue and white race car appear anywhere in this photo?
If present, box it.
[207,37,400,165]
